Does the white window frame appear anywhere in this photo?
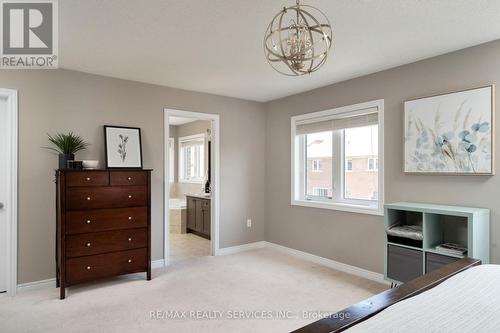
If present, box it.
[178,133,205,184]
[169,138,175,182]
[368,157,378,171]
[291,99,384,216]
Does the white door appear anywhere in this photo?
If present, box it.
[0,96,8,292]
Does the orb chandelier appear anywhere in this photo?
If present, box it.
[264,0,333,76]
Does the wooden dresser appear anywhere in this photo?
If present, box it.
[56,169,152,299]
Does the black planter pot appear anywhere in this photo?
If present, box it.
[58,153,75,169]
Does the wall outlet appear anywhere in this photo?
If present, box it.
[246,219,252,228]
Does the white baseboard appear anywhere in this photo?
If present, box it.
[17,278,56,292]
[15,243,387,293]
[151,259,165,269]
[264,242,389,285]
[17,260,166,293]
[216,241,267,256]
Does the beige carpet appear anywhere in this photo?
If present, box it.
[0,248,386,333]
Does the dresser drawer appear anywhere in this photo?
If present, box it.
[66,171,109,187]
[110,171,147,186]
[66,228,147,258]
[67,186,147,210]
[66,207,148,234]
[66,248,147,285]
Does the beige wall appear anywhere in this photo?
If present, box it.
[264,40,500,273]
[0,69,266,284]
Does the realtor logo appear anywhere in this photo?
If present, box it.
[1,0,58,68]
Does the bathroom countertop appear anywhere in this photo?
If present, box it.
[185,193,211,200]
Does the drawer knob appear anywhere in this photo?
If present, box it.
[128,216,132,220]
[85,177,91,181]
[128,195,132,199]
[128,259,132,263]
[128,237,132,242]
[86,220,91,224]
[86,242,91,247]
[86,197,91,201]
[127,177,132,181]
[86,266,91,270]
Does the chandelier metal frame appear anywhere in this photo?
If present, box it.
[264,0,333,76]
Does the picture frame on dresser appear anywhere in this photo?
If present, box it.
[104,125,143,169]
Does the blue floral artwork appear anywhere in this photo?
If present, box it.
[404,86,493,174]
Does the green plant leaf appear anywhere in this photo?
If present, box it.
[44,132,90,154]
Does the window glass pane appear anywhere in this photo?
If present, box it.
[306,131,333,198]
[179,137,205,181]
[346,159,352,171]
[344,125,378,201]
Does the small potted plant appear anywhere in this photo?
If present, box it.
[45,132,90,169]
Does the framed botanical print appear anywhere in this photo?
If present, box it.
[404,85,495,175]
[104,125,143,169]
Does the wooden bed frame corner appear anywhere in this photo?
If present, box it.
[293,257,481,333]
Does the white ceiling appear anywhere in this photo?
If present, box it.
[60,0,500,102]
[169,116,196,126]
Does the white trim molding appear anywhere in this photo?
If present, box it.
[217,241,388,285]
[151,259,165,269]
[0,89,18,296]
[17,278,56,293]
[216,241,267,256]
[164,108,221,264]
[14,242,387,293]
[265,242,388,285]
[17,260,165,293]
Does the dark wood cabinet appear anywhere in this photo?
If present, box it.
[186,195,211,239]
[187,198,196,230]
[56,169,152,299]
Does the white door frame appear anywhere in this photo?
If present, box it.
[0,89,18,296]
[163,108,220,264]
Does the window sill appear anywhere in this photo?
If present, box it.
[291,199,384,216]
[178,180,204,184]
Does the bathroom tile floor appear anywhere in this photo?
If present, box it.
[169,233,211,261]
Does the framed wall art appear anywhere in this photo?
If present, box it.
[404,85,494,175]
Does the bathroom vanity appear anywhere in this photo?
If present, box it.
[186,194,211,239]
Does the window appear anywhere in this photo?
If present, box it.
[291,100,383,215]
[169,138,174,182]
[346,159,353,172]
[178,134,205,183]
[368,157,378,171]
[312,159,322,172]
[312,187,329,197]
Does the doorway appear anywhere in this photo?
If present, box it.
[0,89,18,296]
[164,109,220,264]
